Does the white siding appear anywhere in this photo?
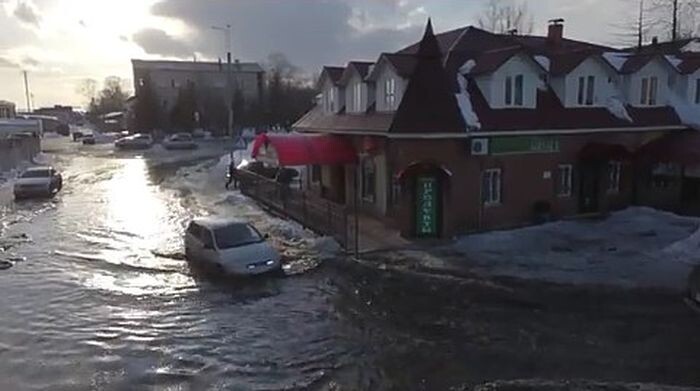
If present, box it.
[376,66,407,112]
[684,70,700,105]
[627,59,672,107]
[474,75,493,104]
[563,58,618,107]
[550,76,565,103]
[345,73,367,113]
[488,55,539,109]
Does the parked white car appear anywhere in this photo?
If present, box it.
[185,217,281,276]
[115,133,153,150]
[163,133,197,150]
[14,166,63,199]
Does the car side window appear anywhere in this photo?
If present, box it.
[201,228,215,249]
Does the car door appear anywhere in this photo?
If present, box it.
[185,223,203,260]
[199,228,218,264]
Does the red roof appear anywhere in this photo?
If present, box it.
[251,133,357,166]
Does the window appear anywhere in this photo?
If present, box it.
[514,75,524,106]
[361,158,376,202]
[505,75,524,106]
[353,82,362,112]
[326,88,336,113]
[384,78,396,110]
[577,76,595,106]
[640,76,658,105]
[311,165,321,184]
[695,79,700,104]
[482,168,502,205]
[608,161,622,193]
[557,164,573,197]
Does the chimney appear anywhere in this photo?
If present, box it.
[652,36,659,45]
[547,18,565,45]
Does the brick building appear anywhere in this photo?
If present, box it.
[259,19,700,239]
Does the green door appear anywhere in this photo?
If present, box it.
[415,176,439,237]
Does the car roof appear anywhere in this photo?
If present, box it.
[192,216,249,230]
[25,166,52,172]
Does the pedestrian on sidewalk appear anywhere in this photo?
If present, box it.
[225,156,239,190]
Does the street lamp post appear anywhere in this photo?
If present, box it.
[211,24,234,138]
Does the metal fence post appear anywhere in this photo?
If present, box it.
[327,201,332,235]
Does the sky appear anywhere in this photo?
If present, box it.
[0,0,640,110]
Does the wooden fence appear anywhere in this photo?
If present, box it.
[237,169,357,254]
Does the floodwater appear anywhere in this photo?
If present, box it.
[0,137,699,391]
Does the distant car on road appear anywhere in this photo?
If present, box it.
[115,133,153,150]
[82,134,96,145]
[13,166,63,199]
[185,217,281,276]
[163,133,197,150]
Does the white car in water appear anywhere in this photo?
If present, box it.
[13,166,63,199]
[163,133,197,150]
[115,133,153,150]
[185,217,281,276]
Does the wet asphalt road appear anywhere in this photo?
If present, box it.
[0,137,699,391]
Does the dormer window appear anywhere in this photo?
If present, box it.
[640,77,658,106]
[326,87,336,113]
[353,82,362,112]
[384,78,396,110]
[505,74,524,106]
[577,76,595,106]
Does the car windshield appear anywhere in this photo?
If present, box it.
[21,170,50,178]
[213,224,263,249]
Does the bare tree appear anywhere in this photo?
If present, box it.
[477,0,534,35]
[646,0,700,40]
[75,78,97,107]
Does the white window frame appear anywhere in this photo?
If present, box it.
[482,168,502,206]
[326,87,336,113]
[640,76,658,106]
[608,161,622,194]
[577,75,595,106]
[353,82,362,112]
[505,74,524,107]
[557,164,573,197]
[384,78,396,110]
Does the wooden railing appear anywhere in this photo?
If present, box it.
[236,169,356,253]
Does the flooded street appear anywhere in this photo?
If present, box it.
[0,138,699,390]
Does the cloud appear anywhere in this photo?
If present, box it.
[132,28,193,58]
[14,1,41,27]
[22,56,38,67]
[0,56,17,68]
[149,0,423,71]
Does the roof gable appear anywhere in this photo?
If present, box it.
[339,61,374,85]
[318,66,344,88]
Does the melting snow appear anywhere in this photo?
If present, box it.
[665,55,683,70]
[458,59,476,75]
[681,39,700,53]
[455,74,481,130]
[534,55,550,71]
[450,207,699,290]
[602,52,629,71]
[605,96,633,122]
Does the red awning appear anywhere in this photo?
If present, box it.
[636,132,700,165]
[578,143,631,161]
[251,133,358,166]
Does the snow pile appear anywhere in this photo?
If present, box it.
[602,52,629,71]
[681,39,700,53]
[458,59,476,75]
[605,96,633,122]
[455,74,481,130]
[449,207,699,290]
[668,92,700,130]
[534,55,550,72]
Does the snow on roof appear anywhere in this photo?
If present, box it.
[605,96,633,123]
[534,55,550,72]
[458,59,476,74]
[681,39,700,53]
[602,52,629,71]
[455,74,481,130]
[665,55,683,71]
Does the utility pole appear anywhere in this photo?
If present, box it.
[23,70,31,112]
[637,0,644,48]
[212,24,234,138]
[672,0,679,41]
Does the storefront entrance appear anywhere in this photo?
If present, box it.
[579,163,601,214]
[397,161,451,239]
[415,175,440,237]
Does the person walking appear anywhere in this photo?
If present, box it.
[225,156,238,190]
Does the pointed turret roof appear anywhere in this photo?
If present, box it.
[389,19,466,134]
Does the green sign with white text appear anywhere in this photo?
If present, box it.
[490,136,560,155]
[416,176,438,237]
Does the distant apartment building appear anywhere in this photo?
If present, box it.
[0,100,16,119]
[131,59,265,116]
[33,105,80,125]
